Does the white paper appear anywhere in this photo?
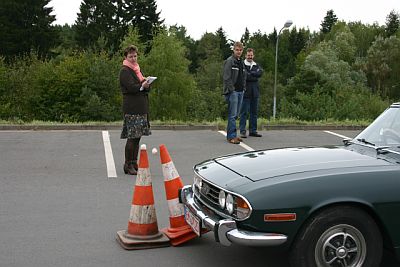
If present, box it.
[146,76,157,84]
[140,76,157,91]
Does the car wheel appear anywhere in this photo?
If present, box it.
[289,205,382,267]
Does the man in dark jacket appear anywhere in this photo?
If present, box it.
[223,41,246,144]
[239,48,263,138]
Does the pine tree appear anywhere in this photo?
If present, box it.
[241,27,251,47]
[75,0,163,52]
[122,0,164,47]
[215,27,232,60]
[385,10,400,37]
[0,0,57,60]
[321,10,338,34]
[75,0,119,50]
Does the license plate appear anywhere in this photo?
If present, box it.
[184,206,201,236]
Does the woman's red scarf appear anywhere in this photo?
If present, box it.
[123,59,145,82]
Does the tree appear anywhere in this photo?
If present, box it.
[241,27,251,47]
[385,10,400,37]
[141,29,196,120]
[75,0,163,53]
[119,26,145,54]
[329,23,356,63]
[281,41,382,121]
[74,0,118,50]
[348,21,383,58]
[122,0,164,49]
[191,33,225,120]
[168,24,198,73]
[362,35,400,99]
[288,27,309,58]
[215,27,232,60]
[320,9,338,34]
[0,0,57,60]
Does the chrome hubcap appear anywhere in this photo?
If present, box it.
[315,224,367,267]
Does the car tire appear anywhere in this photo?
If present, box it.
[289,205,382,267]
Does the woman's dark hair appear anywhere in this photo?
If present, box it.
[124,45,138,57]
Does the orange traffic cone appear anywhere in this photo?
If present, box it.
[159,144,198,246]
[116,144,170,250]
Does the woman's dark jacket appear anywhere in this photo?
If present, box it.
[119,66,149,115]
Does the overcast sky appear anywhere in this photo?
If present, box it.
[50,0,399,40]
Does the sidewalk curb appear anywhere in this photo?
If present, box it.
[0,124,365,131]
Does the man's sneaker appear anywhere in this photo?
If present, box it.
[249,132,262,137]
[240,132,247,138]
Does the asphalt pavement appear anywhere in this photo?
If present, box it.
[1,129,398,267]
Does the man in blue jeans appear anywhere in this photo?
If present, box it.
[240,48,263,138]
[222,41,246,144]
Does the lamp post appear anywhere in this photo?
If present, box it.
[273,20,293,119]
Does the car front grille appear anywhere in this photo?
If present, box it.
[192,172,252,221]
[194,179,220,207]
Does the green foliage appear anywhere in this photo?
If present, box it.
[279,37,386,121]
[119,27,146,56]
[348,21,383,58]
[1,10,400,124]
[361,35,400,99]
[385,10,400,37]
[75,0,119,51]
[330,24,356,63]
[142,30,196,121]
[215,27,232,60]
[0,51,120,122]
[168,25,198,73]
[321,9,338,34]
[192,57,225,121]
[0,0,58,60]
[281,85,388,121]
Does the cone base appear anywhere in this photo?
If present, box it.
[162,225,194,239]
[167,231,199,246]
[161,226,199,246]
[116,230,170,250]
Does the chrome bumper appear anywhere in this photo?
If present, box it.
[180,185,288,247]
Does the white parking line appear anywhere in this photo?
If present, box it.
[218,130,255,151]
[324,130,350,139]
[102,131,117,178]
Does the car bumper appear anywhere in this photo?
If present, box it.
[180,185,288,247]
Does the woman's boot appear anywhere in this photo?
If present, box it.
[132,161,138,171]
[123,161,137,175]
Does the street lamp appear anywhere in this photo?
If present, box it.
[273,20,293,119]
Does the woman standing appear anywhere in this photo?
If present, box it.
[119,45,151,175]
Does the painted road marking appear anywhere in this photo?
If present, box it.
[102,131,117,178]
[218,130,255,151]
[324,130,350,139]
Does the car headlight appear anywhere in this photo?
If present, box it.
[218,190,226,208]
[235,197,251,220]
[226,194,234,214]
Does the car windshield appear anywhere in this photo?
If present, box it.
[355,105,400,149]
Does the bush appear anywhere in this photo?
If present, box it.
[280,85,389,121]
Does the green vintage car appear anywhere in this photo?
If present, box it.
[180,103,400,267]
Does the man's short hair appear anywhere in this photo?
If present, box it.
[246,48,254,53]
[233,41,244,49]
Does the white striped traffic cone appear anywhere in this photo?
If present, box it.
[159,144,198,246]
[116,144,170,250]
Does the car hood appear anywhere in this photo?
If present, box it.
[214,146,391,182]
